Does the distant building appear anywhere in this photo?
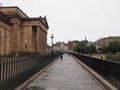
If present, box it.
[94,36,120,50]
[53,42,68,52]
[0,6,49,56]
[68,41,74,52]
[67,40,80,52]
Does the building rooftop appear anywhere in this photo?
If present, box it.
[0,6,28,18]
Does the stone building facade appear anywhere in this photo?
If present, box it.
[94,36,120,50]
[53,42,68,52]
[0,6,49,56]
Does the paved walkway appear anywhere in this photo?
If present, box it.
[24,54,107,90]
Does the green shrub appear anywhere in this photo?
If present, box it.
[106,53,120,62]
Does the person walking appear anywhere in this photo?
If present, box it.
[60,54,63,60]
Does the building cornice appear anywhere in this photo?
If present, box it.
[22,17,49,29]
[0,6,28,18]
[0,12,13,25]
[0,6,49,29]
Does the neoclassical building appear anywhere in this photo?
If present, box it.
[0,6,49,56]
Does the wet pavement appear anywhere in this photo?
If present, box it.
[24,54,107,90]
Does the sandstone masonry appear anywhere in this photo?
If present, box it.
[0,6,49,56]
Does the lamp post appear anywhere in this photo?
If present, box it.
[51,34,54,59]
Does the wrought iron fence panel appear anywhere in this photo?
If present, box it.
[0,53,61,90]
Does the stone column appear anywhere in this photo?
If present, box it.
[44,32,47,52]
[17,26,20,53]
[4,30,7,55]
[39,28,42,53]
[11,24,17,53]
[28,26,33,53]
[43,34,45,53]
[43,32,47,53]
[22,26,29,52]
[1,28,4,55]
[9,29,12,55]
[5,30,10,55]
[41,30,43,52]
[4,30,10,55]
[43,33,45,52]
[19,26,22,52]
[37,27,39,52]
[21,27,25,52]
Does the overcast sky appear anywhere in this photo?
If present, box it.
[0,0,120,45]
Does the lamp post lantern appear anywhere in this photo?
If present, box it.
[51,34,54,59]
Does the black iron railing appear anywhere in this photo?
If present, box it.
[72,53,120,89]
[0,53,61,90]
